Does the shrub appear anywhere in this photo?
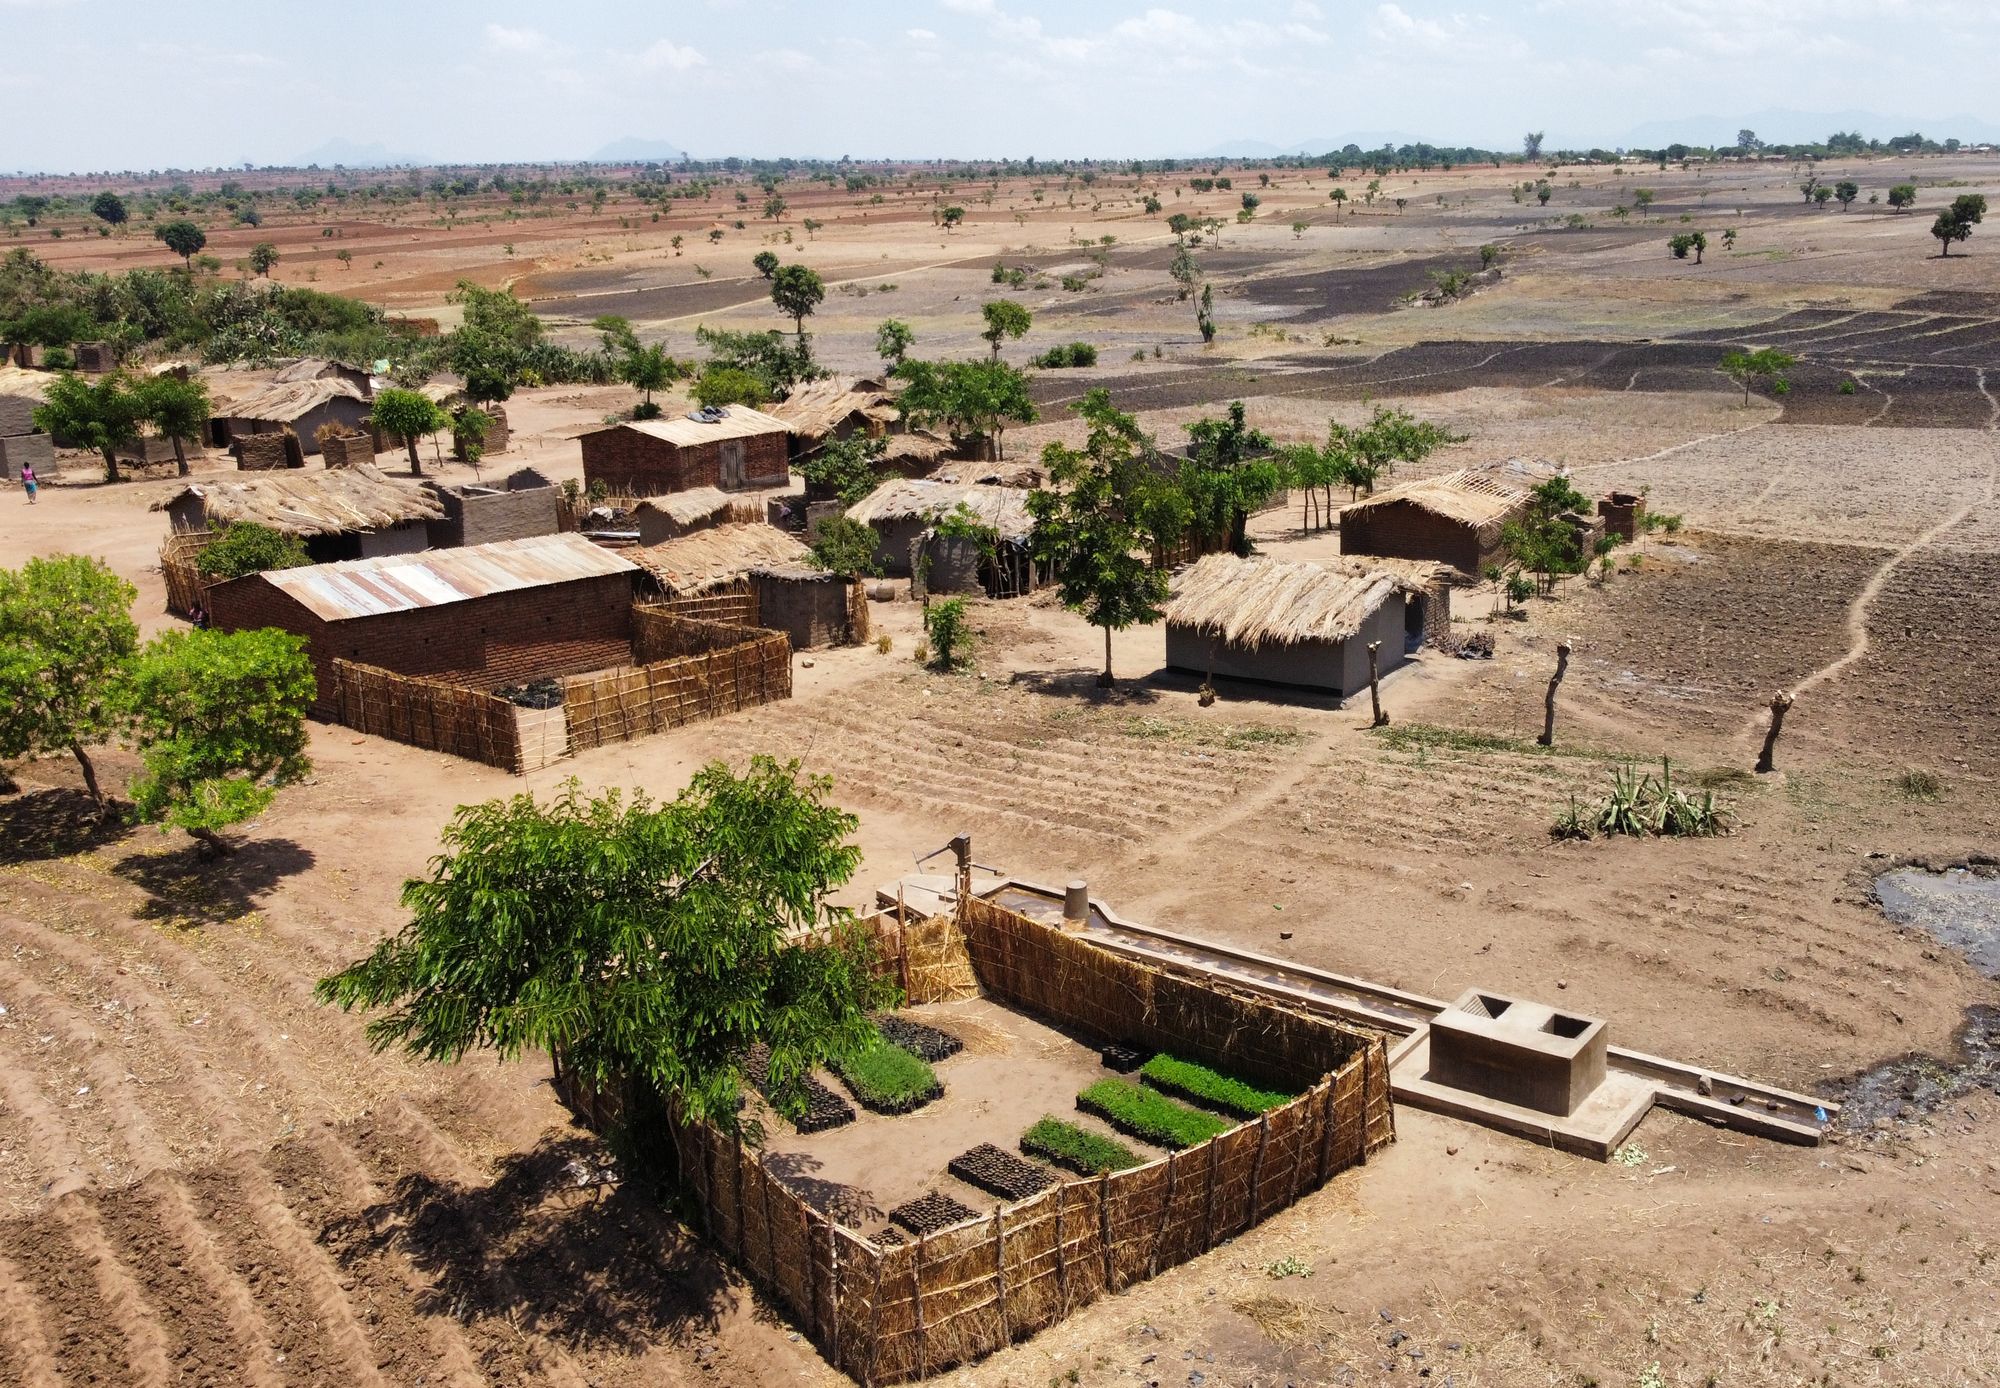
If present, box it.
[196,523,310,579]
[1031,342,1098,369]
[1021,1116,1141,1174]
[1554,759,1732,840]
[1077,1079,1231,1149]
[924,597,971,671]
[832,1034,942,1114]
[1895,768,1944,801]
[1139,1054,1293,1119]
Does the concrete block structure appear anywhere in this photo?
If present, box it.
[579,407,791,497]
[426,467,559,549]
[1427,990,1608,1118]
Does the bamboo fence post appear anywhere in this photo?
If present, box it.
[1247,1113,1271,1229]
[732,1131,747,1257]
[1150,1150,1178,1278]
[1380,1039,1397,1143]
[1288,1098,1311,1205]
[1316,1079,1339,1184]
[1097,1170,1113,1289]
[1053,1186,1068,1314]
[826,1217,840,1364]
[913,1231,928,1380]
[862,1254,886,1387]
[992,1205,1009,1340]
[1200,1138,1221,1249]
[759,1156,777,1285]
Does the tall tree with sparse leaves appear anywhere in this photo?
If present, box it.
[770,263,825,342]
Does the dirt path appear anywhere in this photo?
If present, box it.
[1567,413,1773,475]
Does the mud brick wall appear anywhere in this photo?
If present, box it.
[234,430,304,470]
[1340,501,1506,577]
[320,432,376,469]
[428,484,559,549]
[0,431,53,481]
[581,428,790,497]
[210,571,636,716]
[1598,494,1645,542]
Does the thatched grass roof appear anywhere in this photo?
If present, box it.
[633,486,760,528]
[768,377,899,442]
[1341,460,1559,530]
[846,478,1035,542]
[629,522,813,595]
[223,376,368,424]
[151,463,445,536]
[1166,553,1426,648]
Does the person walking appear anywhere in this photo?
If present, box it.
[19,461,36,504]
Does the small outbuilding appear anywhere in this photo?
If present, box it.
[629,523,867,651]
[579,406,792,497]
[767,376,900,459]
[425,467,560,549]
[153,463,447,563]
[1338,466,1545,577]
[632,486,763,546]
[205,532,642,716]
[1164,553,1442,697]
[219,377,373,458]
[844,478,1040,597]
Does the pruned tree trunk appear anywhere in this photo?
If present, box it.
[1098,625,1114,688]
[405,437,422,477]
[188,827,236,857]
[1366,641,1388,727]
[70,743,104,811]
[100,447,121,484]
[1755,691,1793,774]
[170,435,189,478]
[1538,641,1571,747]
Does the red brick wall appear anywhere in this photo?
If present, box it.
[1341,502,1503,577]
[210,572,636,715]
[581,427,790,496]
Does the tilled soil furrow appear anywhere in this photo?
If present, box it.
[0,1046,93,1212]
[0,1252,65,1388]
[7,1195,177,1387]
[93,1175,288,1388]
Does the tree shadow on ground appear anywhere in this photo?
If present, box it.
[1003,668,1165,705]
[112,835,316,928]
[761,1148,881,1228]
[0,788,132,864]
[331,1132,740,1353]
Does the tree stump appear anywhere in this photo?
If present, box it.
[1366,641,1388,727]
[1755,691,1794,773]
[1538,641,1572,747]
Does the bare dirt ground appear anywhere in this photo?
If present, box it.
[5,156,2000,1388]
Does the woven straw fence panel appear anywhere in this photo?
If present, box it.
[332,660,525,771]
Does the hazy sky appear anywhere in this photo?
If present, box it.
[6,0,1998,172]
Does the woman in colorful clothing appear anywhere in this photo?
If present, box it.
[19,462,36,504]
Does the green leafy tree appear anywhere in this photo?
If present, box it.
[1535,180,1553,206]
[594,314,641,356]
[92,192,129,226]
[1196,282,1216,343]
[1834,180,1859,211]
[1027,389,1172,686]
[1633,188,1655,215]
[0,555,137,811]
[369,387,448,475]
[808,514,882,578]
[939,205,966,230]
[195,522,310,579]
[1887,183,1917,212]
[1931,193,1986,257]
[124,627,314,856]
[874,318,914,368]
[135,373,211,478]
[761,194,788,221]
[1166,211,1194,240]
[891,357,1036,459]
[691,365,771,408]
[247,242,280,277]
[1668,231,1708,263]
[979,299,1032,359]
[314,762,888,1143]
[770,263,825,341]
[1812,184,1834,209]
[923,598,972,671]
[620,342,681,418]
[798,433,886,508]
[1720,347,1796,405]
[752,250,781,279]
[449,278,543,349]
[33,370,144,483]
[1180,400,1280,555]
[155,220,206,268]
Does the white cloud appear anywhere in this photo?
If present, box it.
[1291,0,1324,17]
[906,27,938,41]
[629,39,708,72]
[483,23,551,55]
[1369,3,1463,47]
[758,47,821,74]
[939,0,996,12]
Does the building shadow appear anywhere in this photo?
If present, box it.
[1003,668,1165,705]
[0,788,131,864]
[113,835,317,927]
[329,1133,739,1352]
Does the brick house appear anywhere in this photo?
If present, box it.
[1338,466,1545,577]
[579,407,792,497]
[205,533,641,715]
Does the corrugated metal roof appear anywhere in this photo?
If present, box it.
[593,405,792,448]
[260,532,637,622]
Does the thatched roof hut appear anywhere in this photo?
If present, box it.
[632,486,765,546]
[629,522,814,596]
[152,463,445,563]
[768,376,900,451]
[844,478,1040,594]
[220,377,373,457]
[1165,553,1445,697]
[1338,461,1556,576]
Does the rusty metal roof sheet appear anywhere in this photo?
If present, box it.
[259,532,637,622]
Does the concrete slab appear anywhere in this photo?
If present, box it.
[1390,1032,1654,1159]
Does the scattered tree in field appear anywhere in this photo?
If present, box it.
[135,373,212,478]
[874,318,914,367]
[1931,193,1986,257]
[335,249,352,270]
[369,388,448,475]
[1722,227,1738,249]
[891,357,1035,459]
[1166,211,1194,240]
[619,343,682,419]
[1799,177,1820,204]
[314,762,888,1140]
[1668,231,1708,263]
[195,523,309,580]
[1834,180,1859,211]
[1535,180,1553,206]
[1812,184,1834,210]
[1168,242,1200,300]
[807,514,882,577]
[123,627,313,856]
[1720,347,1796,405]
[752,250,780,279]
[1523,131,1545,160]
[0,555,137,811]
[801,217,822,239]
[770,263,825,341]
[939,205,966,230]
[1291,220,1308,239]
[1240,192,1260,216]
[155,220,206,268]
[33,370,143,483]
[1887,183,1917,212]
[1196,282,1216,343]
[248,242,279,277]
[979,299,1031,359]
[1633,188,1655,215]
[1028,389,1171,686]
[1330,188,1348,211]
[762,194,787,221]
[1142,195,1162,214]
[91,192,128,226]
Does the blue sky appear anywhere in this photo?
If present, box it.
[5,0,1997,171]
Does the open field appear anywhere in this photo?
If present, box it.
[4,152,2000,1387]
